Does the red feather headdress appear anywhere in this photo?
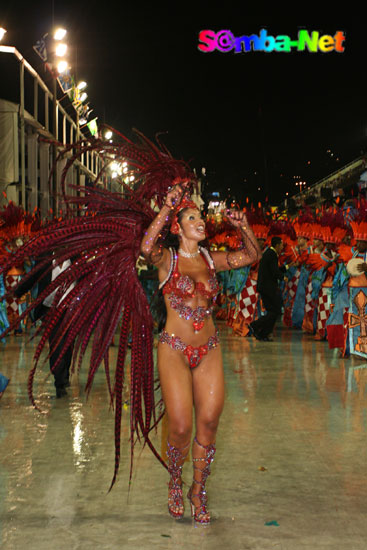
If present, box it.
[170,192,199,234]
[293,222,312,240]
[252,224,268,240]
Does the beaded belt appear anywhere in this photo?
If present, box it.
[158,329,220,369]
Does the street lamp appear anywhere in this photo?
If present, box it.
[55,43,67,57]
[54,28,67,41]
[52,28,68,214]
[57,60,68,74]
[51,28,69,79]
[0,27,6,41]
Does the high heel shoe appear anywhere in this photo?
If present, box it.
[187,437,216,524]
[166,440,189,519]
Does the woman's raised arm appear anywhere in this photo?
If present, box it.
[211,210,262,272]
[140,204,173,265]
[140,182,187,265]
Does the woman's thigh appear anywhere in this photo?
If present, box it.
[158,342,193,432]
[192,345,225,428]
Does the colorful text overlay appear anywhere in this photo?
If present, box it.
[198,29,346,54]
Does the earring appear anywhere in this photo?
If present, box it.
[171,222,180,234]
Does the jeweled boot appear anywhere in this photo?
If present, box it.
[187,437,216,524]
[167,440,189,519]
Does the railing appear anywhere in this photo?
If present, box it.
[0,45,101,210]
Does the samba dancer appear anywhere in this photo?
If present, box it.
[141,182,261,523]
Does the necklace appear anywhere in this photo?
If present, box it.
[178,248,200,258]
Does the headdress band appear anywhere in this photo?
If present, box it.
[170,195,199,234]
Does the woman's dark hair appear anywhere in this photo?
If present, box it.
[161,207,187,250]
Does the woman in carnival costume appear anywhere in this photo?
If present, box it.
[230,222,268,337]
[327,213,367,358]
[0,246,10,398]
[0,129,261,523]
[0,245,10,340]
[0,203,34,334]
[141,182,261,522]
[281,221,311,328]
[304,218,346,340]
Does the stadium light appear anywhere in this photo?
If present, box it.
[55,43,67,57]
[54,28,67,40]
[57,60,68,74]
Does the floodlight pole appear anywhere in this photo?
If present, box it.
[52,76,58,214]
[19,59,26,208]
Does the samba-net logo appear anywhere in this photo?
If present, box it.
[198,29,346,53]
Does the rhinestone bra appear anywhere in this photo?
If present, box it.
[160,247,220,332]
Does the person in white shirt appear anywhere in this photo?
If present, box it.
[15,257,75,398]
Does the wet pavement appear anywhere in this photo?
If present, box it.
[1,322,367,549]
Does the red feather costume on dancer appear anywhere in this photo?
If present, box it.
[0,127,261,526]
[0,129,197,490]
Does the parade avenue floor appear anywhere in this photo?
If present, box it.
[1,322,367,550]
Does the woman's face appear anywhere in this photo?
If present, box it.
[178,208,206,242]
[297,236,308,248]
[313,238,323,248]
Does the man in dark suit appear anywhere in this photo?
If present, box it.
[250,236,286,341]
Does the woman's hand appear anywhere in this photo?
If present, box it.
[212,209,262,270]
[165,180,189,209]
[225,209,248,228]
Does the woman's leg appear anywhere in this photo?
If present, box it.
[193,345,225,444]
[189,345,225,522]
[158,342,194,517]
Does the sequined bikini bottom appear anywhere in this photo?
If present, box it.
[158,329,220,369]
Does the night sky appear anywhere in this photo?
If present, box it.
[1,5,366,205]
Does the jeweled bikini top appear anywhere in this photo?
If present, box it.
[159,247,219,332]
[160,247,219,300]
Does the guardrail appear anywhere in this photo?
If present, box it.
[0,45,100,209]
